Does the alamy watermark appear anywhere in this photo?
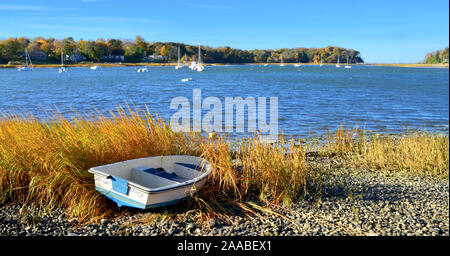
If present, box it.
[169,89,278,136]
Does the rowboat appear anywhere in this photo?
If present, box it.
[89,155,212,209]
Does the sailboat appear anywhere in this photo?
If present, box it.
[280,55,285,67]
[58,48,66,73]
[18,49,33,71]
[189,61,197,70]
[344,55,352,68]
[183,53,188,67]
[175,45,182,70]
[294,58,301,67]
[336,55,341,68]
[196,44,204,72]
[320,56,323,67]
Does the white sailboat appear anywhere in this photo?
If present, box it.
[320,56,323,67]
[18,49,33,71]
[336,55,341,68]
[175,45,182,70]
[196,44,204,72]
[58,48,66,73]
[91,65,101,70]
[189,61,197,70]
[345,55,352,68]
[183,53,188,67]
[137,67,148,72]
[280,55,285,67]
[294,58,301,67]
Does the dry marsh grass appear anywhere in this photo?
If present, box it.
[0,111,448,222]
[320,126,449,178]
[0,109,316,221]
[0,109,202,220]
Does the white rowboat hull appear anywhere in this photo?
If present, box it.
[89,155,212,209]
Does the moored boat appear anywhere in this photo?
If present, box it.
[58,48,66,73]
[196,44,204,72]
[137,67,148,72]
[280,55,285,67]
[89,155,212,209]
[18,49,33,71]
[336,55,341,68]
[345,54,352,68]
[175,45,182,70]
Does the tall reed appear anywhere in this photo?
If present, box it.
[199,136,314,205]
[0,109,201,220]
[321,127,449,178]
[1,111,447,221]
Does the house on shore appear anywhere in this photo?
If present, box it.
[68,53,87,62]
[101,55,125,62]
[143,55,167,62]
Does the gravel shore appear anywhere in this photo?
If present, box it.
[1,170,448,236]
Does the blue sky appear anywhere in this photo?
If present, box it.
[0,0,448,63]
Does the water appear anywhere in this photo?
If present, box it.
[1,65,448,137]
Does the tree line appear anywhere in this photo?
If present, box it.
[424,47,449,64]
[0,36,364,64]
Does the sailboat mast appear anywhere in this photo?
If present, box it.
[61,48,63,66]
[198,44,201,64]
[177,45,180,66]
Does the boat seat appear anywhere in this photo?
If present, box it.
[139,167,188,183]
[174,162,203,171]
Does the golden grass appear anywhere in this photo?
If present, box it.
[199,136,315,205]
[0,109,316,220]
[320,126,449,178]
[0,111,447,222]
[0,108,203,220]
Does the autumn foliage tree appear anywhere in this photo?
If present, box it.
[0,36,364,64]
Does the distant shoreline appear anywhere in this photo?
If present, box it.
[1,62,448,69]
[366,63,449,68]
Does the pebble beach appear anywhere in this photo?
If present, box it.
[1,169,447,236]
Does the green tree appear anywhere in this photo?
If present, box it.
[107,39,124,55]
[2,38,22,61]
[62,37,76,56]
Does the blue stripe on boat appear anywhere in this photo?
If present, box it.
[174,162,203,171]
[142,167,188,183]
[110,176,129,195]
